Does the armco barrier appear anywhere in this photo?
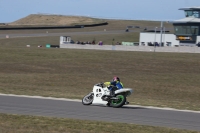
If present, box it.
[60,44,200,53]
[0,22,108,30]
[0,25,82,30]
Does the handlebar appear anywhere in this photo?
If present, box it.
[95,82,104,88]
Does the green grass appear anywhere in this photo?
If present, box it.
[0,113,199,133]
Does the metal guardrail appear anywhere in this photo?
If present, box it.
[0,22,108,30]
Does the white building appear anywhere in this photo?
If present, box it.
[60,36,72,44]
[139,32,179,47]
[140,6,200,47]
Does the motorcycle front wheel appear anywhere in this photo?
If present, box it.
[82,92,94,105]
[110,94,126,108]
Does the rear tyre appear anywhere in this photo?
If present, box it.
[82,92,94,105]
[110,94,126,108]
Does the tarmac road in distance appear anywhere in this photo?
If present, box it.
[0,30,134,39]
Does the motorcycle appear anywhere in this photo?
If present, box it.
[82,82,133,108]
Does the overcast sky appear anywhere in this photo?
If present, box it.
[1,0,200,23]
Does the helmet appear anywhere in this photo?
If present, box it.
[113,76,120,82]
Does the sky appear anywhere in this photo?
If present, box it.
[1,0,200,23]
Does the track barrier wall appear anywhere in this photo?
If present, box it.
[60,44,200,53]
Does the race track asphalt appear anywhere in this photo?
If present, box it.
[0,94,200,131]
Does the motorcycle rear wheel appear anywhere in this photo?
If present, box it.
[82,92,94,105]
[110,94,126,108]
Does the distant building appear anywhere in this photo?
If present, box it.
[139,6,200,47]
[60,36,72,44]
[173,7,200,45]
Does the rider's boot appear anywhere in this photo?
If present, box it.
[109,90,119,100]
[110,90,115,97]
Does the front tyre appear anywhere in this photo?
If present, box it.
[110,94,126,108]
[82,92,94,105]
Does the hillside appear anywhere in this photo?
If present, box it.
[1,14,174,34]
[9,14,106,26]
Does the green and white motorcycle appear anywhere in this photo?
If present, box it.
[82,82,133,108]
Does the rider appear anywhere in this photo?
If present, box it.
[104,76,124,97]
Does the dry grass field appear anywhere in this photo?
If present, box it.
[0,36,200,111]
[0,15,199,133]
[1,113,198,133]
[0,15,199,110]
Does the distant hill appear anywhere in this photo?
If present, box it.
[8,14,107,26]
[3,14,174,33]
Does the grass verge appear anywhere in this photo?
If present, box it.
[0,113,199,133]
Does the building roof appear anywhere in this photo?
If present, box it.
[179,7,200,10]
[172,17,200,23]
